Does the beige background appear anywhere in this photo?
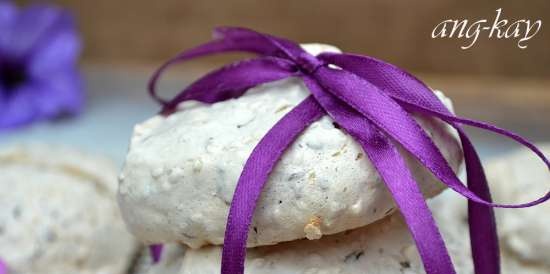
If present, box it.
[36,0,550,77]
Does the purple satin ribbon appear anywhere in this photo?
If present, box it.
[149,244,163,263]
[147,27,550,274]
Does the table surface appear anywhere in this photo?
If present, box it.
[1,64,549,166]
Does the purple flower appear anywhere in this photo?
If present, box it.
[0,1,83,130]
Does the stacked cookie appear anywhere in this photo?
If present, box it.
[118,45,466,273]
[126,144,550,274]
[485,144,550,272]
[141,142,550,274]
[0,144,138,274]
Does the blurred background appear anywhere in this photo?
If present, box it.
[57,0,550,77]
[3,0,549,163]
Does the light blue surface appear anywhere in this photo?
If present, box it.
[1,66,546,166]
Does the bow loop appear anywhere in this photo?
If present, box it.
[148,27,301,106]
[213,27,332,74]
[213,26,308,61]
[159,56,296,114]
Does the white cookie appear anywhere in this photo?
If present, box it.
[0,144,138,274]
[485,144,550,268]
[174,185,550,274]
[160,214,424,274]
[413,144,550,274]
[428,172,550,274]
[118,44,463,248]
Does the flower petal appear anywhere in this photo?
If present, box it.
[0,1,18,57]
[3,4,66,61]
[33,70,84,117]
[0,70,83,130]
[0,83,39,129]
[28,22,81,76]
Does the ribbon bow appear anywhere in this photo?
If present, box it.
[148,27,550,274]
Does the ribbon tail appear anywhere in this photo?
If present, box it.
[149,244,163,263]
[302,76,456,274]
[221,96,325,274]
[460,132,500,274]
[362,129,457,274]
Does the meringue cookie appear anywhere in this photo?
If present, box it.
[180,213,425,274]
[485,144,550,268]
[0,144,138,274]
[175,192,462,274]
[118,44,463,248]
[175,183,550,274]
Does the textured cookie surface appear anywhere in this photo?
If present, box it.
[485,144,550,268]
[177,184,550,274]
[422,145,550,274]
[179,213,425,274]
[118,44,463,248]
[0,144,138,274]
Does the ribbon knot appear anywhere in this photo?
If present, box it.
[294,52,324,74]
[147,27,550,274]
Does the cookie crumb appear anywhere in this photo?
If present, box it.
[304,216,322,240]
